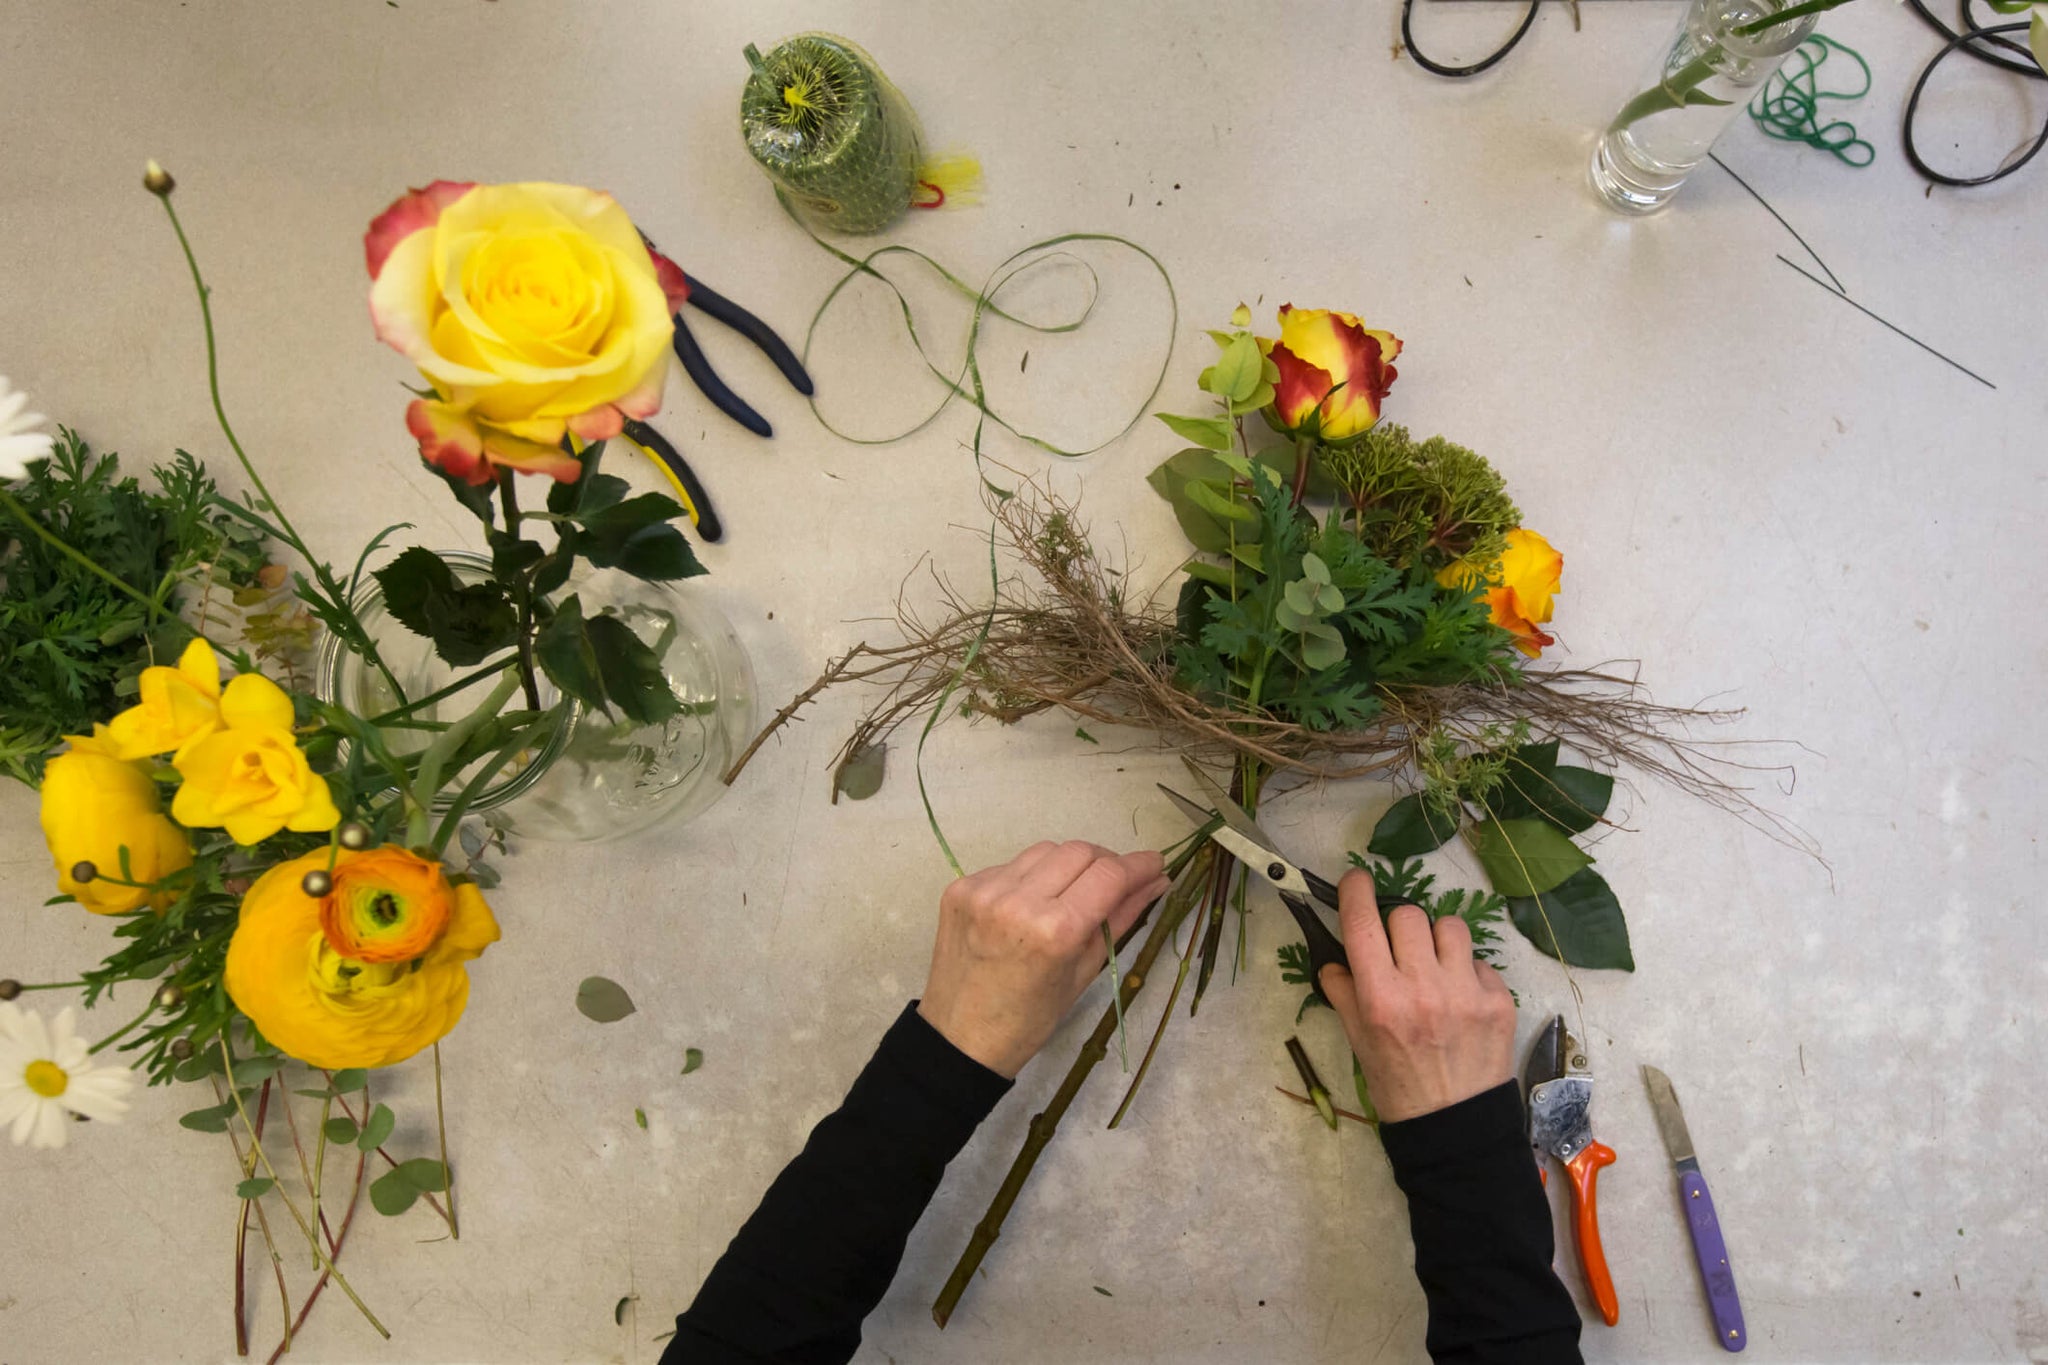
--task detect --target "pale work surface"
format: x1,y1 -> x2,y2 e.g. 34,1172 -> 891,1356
1,2 -> 2044,1362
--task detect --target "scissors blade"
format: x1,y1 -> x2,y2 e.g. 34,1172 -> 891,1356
1178,756 -> 1278,853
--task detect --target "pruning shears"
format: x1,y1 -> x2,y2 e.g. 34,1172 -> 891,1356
1524,1013 -> 1620,1326
1159,761 -> 1417,1007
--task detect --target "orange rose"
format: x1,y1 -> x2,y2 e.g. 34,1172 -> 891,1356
1261,305 -> 1402,441
1439,528 -> 1563,658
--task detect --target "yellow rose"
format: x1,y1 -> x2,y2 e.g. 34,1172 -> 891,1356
1261,305 -> 1403,442
365,180 -> 686,486
1438,528 -> 1564,658
103,637 -> 222,761
170,671 -> 338,845
225,847 -> 500,1069
39,733 -> 192,914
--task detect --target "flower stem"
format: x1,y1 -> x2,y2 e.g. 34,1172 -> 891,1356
406,670 -> 522,848
219,1041 -> 389,1340
495,472 -> 544,714
433,1041 -> 459,1241
85,993 -> 159,1055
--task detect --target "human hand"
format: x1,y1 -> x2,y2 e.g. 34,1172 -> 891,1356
1317,869 -> 1516,1123
917,841 -> 1169,1079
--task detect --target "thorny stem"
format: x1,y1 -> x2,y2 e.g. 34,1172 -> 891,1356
218,1042 -> 389,1339
496,471 -> 543,713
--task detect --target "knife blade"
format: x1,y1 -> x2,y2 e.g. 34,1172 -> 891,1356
1641,1065 -> 1746,1353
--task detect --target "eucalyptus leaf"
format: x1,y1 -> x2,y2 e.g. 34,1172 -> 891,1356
1469,819 -> 1593,898
1153,412 -> 1236,452
322,1115 -> 360,1145
357,1103 -> 396,1152
681,1047 -> 704,1076
1368,793 -> 1460,859
576,976 -> 637,1023
616,1295 -> 638,1325
835,742 -> 887,801
369,1167 -> 421,1216
394,1158 -> 448,1192
1301,630 -> 1346,671
328,1068 -> 369,1094
178,1100 -> 237,1134
235,1178 -> 275,1200
231,1054 -> 284,1084
1507,868 -> 1634,971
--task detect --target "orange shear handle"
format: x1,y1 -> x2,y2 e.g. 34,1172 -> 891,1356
1566,1141 -> 1619,1326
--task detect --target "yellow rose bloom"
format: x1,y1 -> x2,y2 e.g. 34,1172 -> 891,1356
365,180 -> 684,485
103,637 -> 222,761
1438,528 -> 1564,658
225,847 -> 500,1069
39,733 -> 192,914
1261,305 -> 1403,442
170,671 -> 338,845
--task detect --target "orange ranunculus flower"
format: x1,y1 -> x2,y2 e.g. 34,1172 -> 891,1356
224,847 -> 500,1069
38,730 -> 192,914
365,180 -> 689,486
170,671 -> 338,846
1260,305 -> 1403,442
1439,528 -> 1564,658
103,637 -> 222,761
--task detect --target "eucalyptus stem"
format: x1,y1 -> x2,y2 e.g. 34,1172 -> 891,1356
406,671 -> 522,849
218,1042 -> 389,1339
433,1042 -> 459,1241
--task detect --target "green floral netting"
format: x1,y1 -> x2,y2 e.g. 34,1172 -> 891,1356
740,33 -> 926,236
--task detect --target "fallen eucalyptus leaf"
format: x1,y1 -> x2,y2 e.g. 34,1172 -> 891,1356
616,1294 -> 638,1326
835,742 -> 887,802
576,976 -> 637,1023
681,1048 -> 704,1076
634,1108 -> 648,1130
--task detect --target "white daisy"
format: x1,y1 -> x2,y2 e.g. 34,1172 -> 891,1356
0,1002 -> 135,1149
0,375 -> 56,480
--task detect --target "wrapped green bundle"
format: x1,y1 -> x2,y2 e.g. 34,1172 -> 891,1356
741,33 -> 926,235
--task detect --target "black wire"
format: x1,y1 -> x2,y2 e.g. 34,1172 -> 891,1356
1903,19 -> 2048,185
1904,0 -> 2045,77
1401,0 -> 1543,78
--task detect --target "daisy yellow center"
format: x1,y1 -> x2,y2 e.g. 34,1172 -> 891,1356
25,1059 -> 68,1098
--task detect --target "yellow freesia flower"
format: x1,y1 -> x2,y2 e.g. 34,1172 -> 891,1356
170,671 -> 338,845
1439,528 -> 1564,658
103,637 -> 222,761
39,730 -> 192,914
224,847 -> 500,1069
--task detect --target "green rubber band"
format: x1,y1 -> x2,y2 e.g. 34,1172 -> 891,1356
1749,34 -> 1876,167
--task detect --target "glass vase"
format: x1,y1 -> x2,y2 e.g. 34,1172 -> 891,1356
319,553 -> 756,843
1589,0 -> 1818,213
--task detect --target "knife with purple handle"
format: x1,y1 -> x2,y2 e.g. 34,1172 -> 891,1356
1644,1066 -> 1747,1352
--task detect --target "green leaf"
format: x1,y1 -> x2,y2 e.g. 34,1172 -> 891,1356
616,1294 -> 638,1325
1204,333 -> 1264,403
1301,629 -> 1346,671
835,742 -> 887,801
586,613 -> 682,725
1370,794 -> 1461,859
1073,726 -> 1097,744
576,976 -> 637,1023
570,472 -> 631,517
372,546 -> 518,667
578,492 -> 703,581
427,462 -> 497,526
328,1068 -> 368,1094
357,1103 -> 396,1152
1093,1286 -> 1114,1297
394,1158 -> 448,1192
634,1107 -> 648,1130
1507,868 -> 1634,971
1153,412 -> 1236,452
1469,819 -> 1593,898
1494,764 -> 1613,835
1182,479 -> 1257,525
681,1047 -> 704,1076
534,594 -> 605,711
231,1053 -> 284,1084
179,1100 -> 237,1133
1230,378 -> 1276,417
322,1115 -> 361,1145
235,1178 -> 275,1200
369,1167 -> 421,1216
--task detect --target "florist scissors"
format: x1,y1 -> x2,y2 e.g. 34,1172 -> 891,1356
640,233 -> 815,439
1524,1013 -> 1620,1326
1157,762 -> 1417,1007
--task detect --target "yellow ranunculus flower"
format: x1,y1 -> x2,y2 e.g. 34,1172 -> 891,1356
103,637 -> 222,761
39,731 -> 192,914
1261,305 -> 1403,442
224,847 -> 500,1069
365,180 -> 686,485
1438,528 -> 1564,658
170,671 -> 338,845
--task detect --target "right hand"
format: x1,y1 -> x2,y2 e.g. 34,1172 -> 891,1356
917,841 -> 1168,1080
1317,869 -> 1517,1123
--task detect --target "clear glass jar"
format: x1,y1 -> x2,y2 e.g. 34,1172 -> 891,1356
318,553 -> 755,843
1589,0 -> 1818,213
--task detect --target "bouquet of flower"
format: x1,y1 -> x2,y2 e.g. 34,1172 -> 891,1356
1,165 -> 709,1355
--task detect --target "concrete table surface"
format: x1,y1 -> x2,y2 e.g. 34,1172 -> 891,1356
2,2 -> 2043,1362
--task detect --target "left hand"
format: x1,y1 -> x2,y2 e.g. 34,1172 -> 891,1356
917,841 -> 1167,1078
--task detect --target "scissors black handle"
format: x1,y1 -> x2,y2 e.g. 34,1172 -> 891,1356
1286,880 -> 1422,1007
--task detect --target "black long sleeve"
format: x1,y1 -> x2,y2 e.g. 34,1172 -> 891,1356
665,1002 -> 1011,1364
1379,1080 -> 1585,1364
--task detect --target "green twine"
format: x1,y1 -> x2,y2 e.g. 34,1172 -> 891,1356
1748,35 -> 1875,167
742,34 -> 925,235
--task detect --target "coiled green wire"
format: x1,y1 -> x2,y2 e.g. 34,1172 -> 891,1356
1748,35 -> 1876,166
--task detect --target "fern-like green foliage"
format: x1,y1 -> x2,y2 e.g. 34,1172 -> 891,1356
0,431 -> 265,782
1318,423 -> 1519,569
1277,854 -> 1509,1022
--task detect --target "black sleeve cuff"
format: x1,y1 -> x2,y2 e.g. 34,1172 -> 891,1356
1378,1080 -> 1529,1181
850,1002 -> 1013,1152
